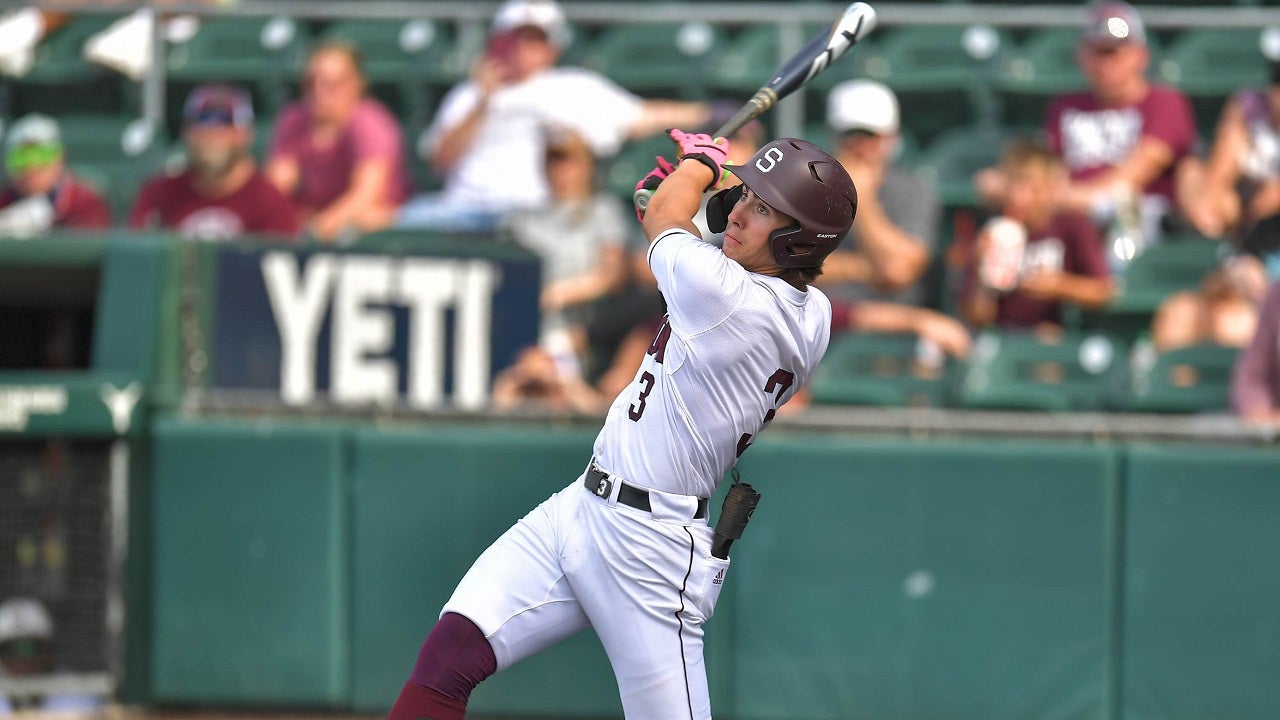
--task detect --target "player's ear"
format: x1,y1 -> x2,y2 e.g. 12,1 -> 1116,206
706,185 -> 743,234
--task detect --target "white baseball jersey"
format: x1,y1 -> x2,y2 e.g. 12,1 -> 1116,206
592,227 -> 833,498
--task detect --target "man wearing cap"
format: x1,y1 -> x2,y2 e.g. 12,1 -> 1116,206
987,0 -> 1196,249
0,114 -> 111,239
130,84 -> 300,242
399,0 -> 711,232
819,79 -> 939,307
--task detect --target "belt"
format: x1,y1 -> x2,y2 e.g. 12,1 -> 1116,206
584,461 -> 708,520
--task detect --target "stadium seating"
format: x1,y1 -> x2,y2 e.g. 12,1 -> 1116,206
57,114 -> 168,219
956,329 -> 1128,412
1120,340 -> 1240,413
166,16 -> 312,116
917,123 -> 1026,207
1108,234 -> 1222,315
602,133 -> 672,203
581,21 -> 722,99
810,331 -> 956,407
9,15 -> 134,117
320,19 -> 461,123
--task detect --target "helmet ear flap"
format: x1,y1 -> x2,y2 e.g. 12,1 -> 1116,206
705,185 -> 743,234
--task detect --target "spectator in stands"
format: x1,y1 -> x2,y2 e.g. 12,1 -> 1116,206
1231,279 -> 1280,425
266,41 -> 408,243
977,0 -> 1197,258
398,0 -> 711,232
130,84 -> 300,241
820,79 -> 939,306
1178,59 -> 1280,271
0,114 -> 111,238
0,597 -> 102,715
960,139 -> 1114,330
1151,254 -> 1267,353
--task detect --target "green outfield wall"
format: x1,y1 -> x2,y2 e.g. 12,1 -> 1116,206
144,418 -> 1280,720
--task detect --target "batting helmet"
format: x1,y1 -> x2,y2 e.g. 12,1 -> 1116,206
708,138 -> 858,269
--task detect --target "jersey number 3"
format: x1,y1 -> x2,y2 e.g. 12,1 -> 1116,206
736,369 -> 795,457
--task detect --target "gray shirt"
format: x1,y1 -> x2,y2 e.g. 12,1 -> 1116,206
824,165 -> 940,307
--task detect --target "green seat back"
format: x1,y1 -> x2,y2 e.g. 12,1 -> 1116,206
1122,341 -> 1240,413
810,331 -> 956,408
1157,28 -> 1272,96
957,329 -> 1128,411
602,134 -> 673,203
24,15 -> 118,83
583,22 -> 721,97
861,25 -> 1009,91
918,124 -> 1025,206
1111,235 -> 1222,314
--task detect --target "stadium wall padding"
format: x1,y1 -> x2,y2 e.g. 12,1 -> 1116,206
145,418 -> 1280,719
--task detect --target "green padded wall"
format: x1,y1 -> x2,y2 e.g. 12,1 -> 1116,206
348,424 -> 741,716
728,435 -> 1119,720
1122,445 -> 1280,720
149,418 -> 349,706
348,425 -> 605,712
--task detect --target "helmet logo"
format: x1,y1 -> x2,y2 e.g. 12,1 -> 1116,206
755,147 -> 785,173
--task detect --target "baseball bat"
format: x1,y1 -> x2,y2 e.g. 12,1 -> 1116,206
633,1 -> 878,213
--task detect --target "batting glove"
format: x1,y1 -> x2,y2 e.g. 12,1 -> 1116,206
669,129 -> 731,192
633,155 -> 676,221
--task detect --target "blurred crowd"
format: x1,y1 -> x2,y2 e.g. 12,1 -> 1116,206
2,0 -> 1280,424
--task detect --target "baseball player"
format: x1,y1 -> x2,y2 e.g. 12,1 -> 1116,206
387,130 -> 857,720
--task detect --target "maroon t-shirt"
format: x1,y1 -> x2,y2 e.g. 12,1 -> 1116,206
0,174 -> 111,229
983,212 -> 1111,328
1045,84 -> 1197,203
268,99 -> 409,214
128,169 -> 301,241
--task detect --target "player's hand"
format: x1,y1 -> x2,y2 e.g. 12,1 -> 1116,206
633,155 -> 676,221
668,129 -> 730,192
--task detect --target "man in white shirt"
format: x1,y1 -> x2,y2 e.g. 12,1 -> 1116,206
396,0 -> 710,231
385,129 -> 857,720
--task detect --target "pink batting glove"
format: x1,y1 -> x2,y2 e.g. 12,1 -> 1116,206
668,129 -> 731,192
633,155 -> 677,221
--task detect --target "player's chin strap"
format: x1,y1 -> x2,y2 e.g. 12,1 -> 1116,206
705,185 -> 743,235
711,468 -> 761,560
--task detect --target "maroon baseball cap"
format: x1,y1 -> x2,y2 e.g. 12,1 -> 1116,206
1082,0 -> 1147,47
183,84 -> 254,129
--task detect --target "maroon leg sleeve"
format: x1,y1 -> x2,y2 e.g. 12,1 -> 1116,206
387,682 -> 465,720
387,612 -> 497,720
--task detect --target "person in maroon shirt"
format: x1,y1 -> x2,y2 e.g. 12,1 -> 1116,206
0,113 -> 110,237
129,84 -> 300,241
961,139 -> 1115,330
977,1 -> 1197,248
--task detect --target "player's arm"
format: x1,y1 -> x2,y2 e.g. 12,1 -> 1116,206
641,130 -> 729,244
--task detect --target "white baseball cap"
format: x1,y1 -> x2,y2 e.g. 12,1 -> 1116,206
491,0 -> 570,50
827,80 -> 900,136
0,598 -> 54,645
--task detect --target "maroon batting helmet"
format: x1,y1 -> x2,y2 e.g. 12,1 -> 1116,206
708,138 -> 858,269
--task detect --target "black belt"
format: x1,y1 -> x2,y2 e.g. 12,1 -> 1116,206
584,462 -> 708,520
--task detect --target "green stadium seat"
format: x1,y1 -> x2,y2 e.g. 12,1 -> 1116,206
1108,234 -> 1223,315
1156,28 -> 1272,97
321,19 -> 461,123
861,24 -> 1010,91
24,15 -> 117,84
582,21 -> 722,98
810,331 -> 956,408
1119,340 -> 1240,413
56,114 -> 167,220
166,16 -> 312,114
708,25 -> 779,94
602,134 -> 672,203
917,123 -> 1024,207
956,329 -> 1128,412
